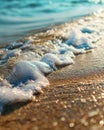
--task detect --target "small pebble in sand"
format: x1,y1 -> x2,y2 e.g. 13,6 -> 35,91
99,120 -> 104,126
88,110 -> 99,117
69,122 -> 75,128
31,118 -> 37,121
91,95 -> 97,102
90,118 -> 96,124
55,99 -> 59,104
80,98 -> 86,103
53,121 -> 58,126
60,117 -> 65,122
101,92 -> 104,98
63,105 -> 67,108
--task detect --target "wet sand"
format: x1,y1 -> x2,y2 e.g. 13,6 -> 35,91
0,12 -> 104,130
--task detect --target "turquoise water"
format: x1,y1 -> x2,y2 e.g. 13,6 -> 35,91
0,0 -> 104,43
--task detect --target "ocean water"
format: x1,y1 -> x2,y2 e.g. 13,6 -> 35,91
0,0 -> 104,43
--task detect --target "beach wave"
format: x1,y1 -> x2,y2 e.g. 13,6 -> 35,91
1,11 -> 104,114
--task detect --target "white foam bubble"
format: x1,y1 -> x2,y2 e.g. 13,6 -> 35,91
66,29 -> 95,50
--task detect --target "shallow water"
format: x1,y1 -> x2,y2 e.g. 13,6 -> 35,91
0,0 -> 104,44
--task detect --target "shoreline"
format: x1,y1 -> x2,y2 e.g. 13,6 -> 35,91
0,10 -> 104,130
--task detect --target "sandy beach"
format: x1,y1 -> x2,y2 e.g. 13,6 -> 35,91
0,11 -> 104,130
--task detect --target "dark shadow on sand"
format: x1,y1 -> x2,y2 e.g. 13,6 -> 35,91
2,101 -> 31,115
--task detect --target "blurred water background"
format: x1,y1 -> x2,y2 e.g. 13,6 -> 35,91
0,0 -> 104,44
